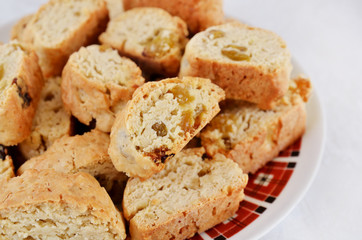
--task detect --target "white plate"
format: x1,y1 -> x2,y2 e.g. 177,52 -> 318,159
0,17 -> 325,240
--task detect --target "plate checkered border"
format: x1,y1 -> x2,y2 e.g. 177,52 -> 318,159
190,137 -> 302,240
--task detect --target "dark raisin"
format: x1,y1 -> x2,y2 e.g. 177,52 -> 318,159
145,146 -> 170,165
201,153 -> 210,160
12,78 -> 32,108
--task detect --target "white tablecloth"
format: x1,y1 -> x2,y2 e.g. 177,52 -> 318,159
1,0 -> 361,239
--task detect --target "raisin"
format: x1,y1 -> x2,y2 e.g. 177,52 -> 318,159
221,44 -> 250,61
207,30 -> 225,40
152,121 -> 167,137
0,64 -> 4,80
145,146 -> 170,165
181,110 -> 194,133
142,29 -> 177,58
12,78 -> 32,108
194,104 -> 206,129
169,85 -> 195,106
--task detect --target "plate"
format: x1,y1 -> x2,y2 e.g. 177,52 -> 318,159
0,16 -> 325,240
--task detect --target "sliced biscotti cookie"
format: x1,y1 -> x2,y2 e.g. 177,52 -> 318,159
12,0 -> 109,78
10,14 -> 34,41
109,77 -> 225,179
0,41 -> 44,146
123,0 -> 224,34
123,148 -> 248,240
0,146 -> 15,184
99,7 -> 188,76
180,22 -> 292,109
18,130 -> 128,199
0,169 -> 126,239
62,45 -> 145,132
201,76 -> 312,174
19,77 -> 72,159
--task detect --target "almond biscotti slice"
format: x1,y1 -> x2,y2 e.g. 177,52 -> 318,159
0,169 -> 126,240
123,148 -> 248,240
0,146 -> 15,184
12,0 -> 109,78
109,77 -> 225,179
122,0 -> 224,34
0,41 -> 44,146
19,76 -> 72,159
99,7 -> 188,76
62,45 -> 145,132
180,22 -> 292,109
18,130 -> 128,200
201,76 -> 312,174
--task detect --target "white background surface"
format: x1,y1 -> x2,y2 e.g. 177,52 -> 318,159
0,0 -> 361,239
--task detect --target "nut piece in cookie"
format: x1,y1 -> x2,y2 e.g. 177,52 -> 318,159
0,41 -> 43,146
62,45 -> 145,132
123,148 -> 248,240
180,22 -> 292,109
99,7 -> 188,76
109,76 -> 225,179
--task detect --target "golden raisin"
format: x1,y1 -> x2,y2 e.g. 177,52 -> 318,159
207,30 -> 225,40
0,64 -> 4,80
143,29 -> 177,58
181,110 -> 194,133
169,85 -> 195,106
221,44 -> 250,61
99,45 -> 111,52
194,104 -> 206,128
152,121 -> 168,137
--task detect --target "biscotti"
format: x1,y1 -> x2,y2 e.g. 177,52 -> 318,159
19,76 -> 72,159
62,44 -> 145,132
10,14 -> 33,41
0,41 -> 44,146
123,148 -> 248,240
179,22 -> 292,109
0,169 -> 126,239
109,77 -> 225,179
11,0 -> 109,78
0,146 -> 15,184
99,7 -> 188,76
122,0 -> 224,34
18,130 -> 128,197
201,76 -> 312,174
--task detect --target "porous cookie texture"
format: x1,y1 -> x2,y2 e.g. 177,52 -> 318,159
62,44 -> 145,132
201,76 -> 312,173
109,77 -> 225,179
11,0 -> 109,78
18,130 -> 128,198
122,0 -> 224,34
0,41 -> 44,146
0,146 -> 15,184
99,7 -> 188,76
19,77 -> 72,159
0,169 -> 126,240
123,148 -> 248,240
180,22 -> 292,109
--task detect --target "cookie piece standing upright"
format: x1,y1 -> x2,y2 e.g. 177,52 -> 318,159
109,77 -> 225,179
99,7 -> 188,76
18,129 -> 128,200
123,148 -> 248,240
180,22 -> 292,109
201,76 -> 312,173
0,169 -> 126,239
12,0 -> 109,78
0,41 -> 44,146
19,76 -> 72,159
122,0 -> 224,34
62,45 -> 145,132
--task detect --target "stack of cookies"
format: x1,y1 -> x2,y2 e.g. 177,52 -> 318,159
0,0 -> 312,239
